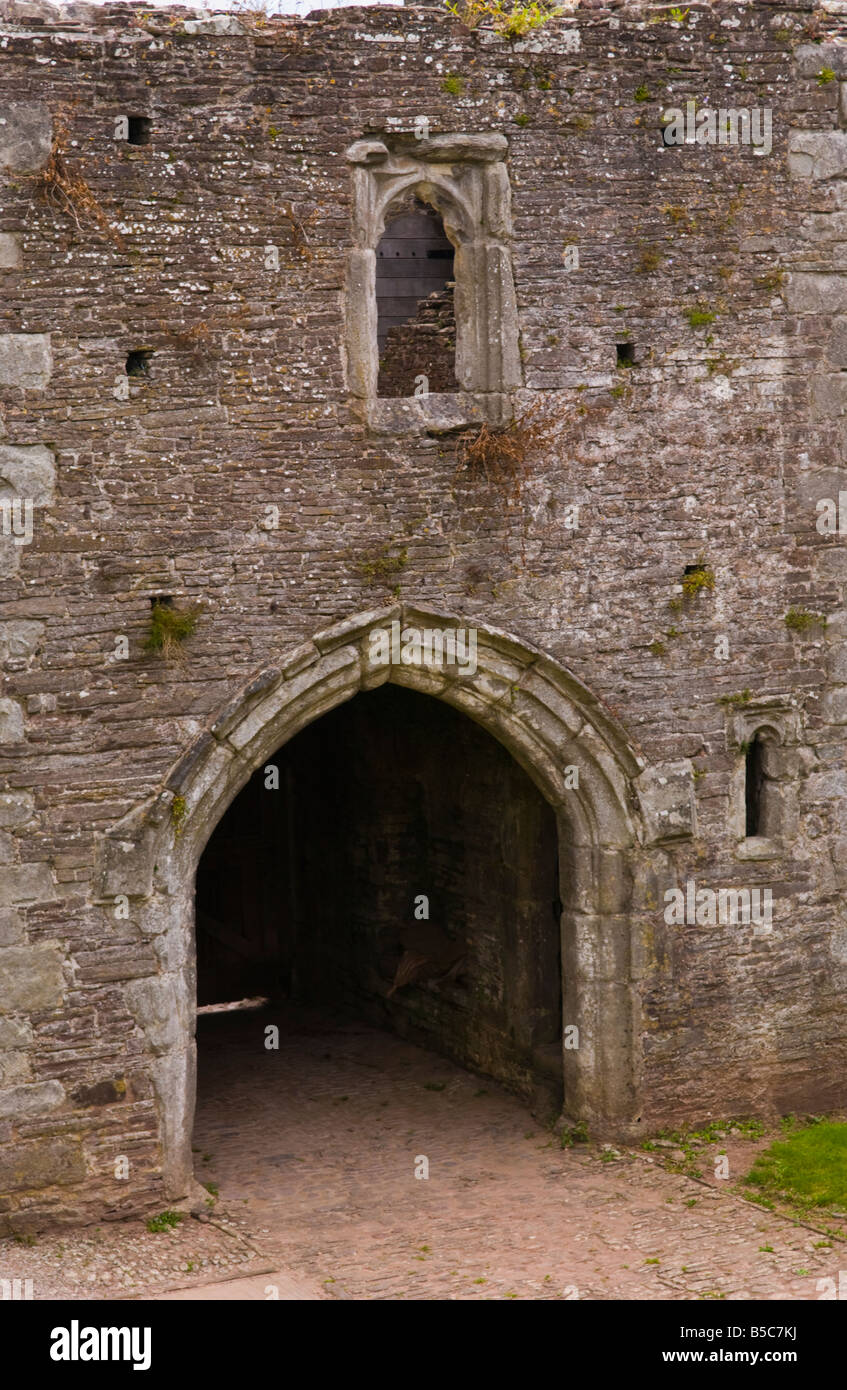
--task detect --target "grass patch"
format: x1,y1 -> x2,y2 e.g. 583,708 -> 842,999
144,601 -> 200,658
146,1210 -> 185,1234
685,306 -> 716,329
784,607 -> 826,633
744,1122 -> 847,1210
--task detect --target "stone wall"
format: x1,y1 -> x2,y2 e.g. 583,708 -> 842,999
0,0 -> 846,1229
380,285 -> 458,396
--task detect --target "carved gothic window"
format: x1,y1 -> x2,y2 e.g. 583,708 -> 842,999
344,132 -> 522,431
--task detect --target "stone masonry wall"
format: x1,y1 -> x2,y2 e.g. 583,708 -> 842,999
380,285 -> 458,396
0,0 -> 846,1228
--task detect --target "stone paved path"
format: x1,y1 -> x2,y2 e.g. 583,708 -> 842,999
189,1007 -> 844,1301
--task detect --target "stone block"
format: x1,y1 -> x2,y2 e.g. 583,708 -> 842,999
788,131 -> 847,181
0,863 -> 54,908
99,830 -> 156,899
125,976 -> 187,1056
0,335 -> 52,391
0,910 -> 24,946
636,761 -> 696,844
0,234 -> 21,270
0,1018 -> 31,1049
0,103 -> 52,172
0,792 -> 34,828
0,1052 -> 30,1087
0,621 -> 44,663
0,1139 -> 85,1193
0,943 -> 64,1013
812,373 -> 847,419
784,273 -> 847,315
0,444 -> 56,505
0,698 -> 24,743
0,1079 -> 64,1120
794,44 -> 847,80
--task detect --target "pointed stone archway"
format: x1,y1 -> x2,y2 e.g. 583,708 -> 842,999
98,606 -> 651,1201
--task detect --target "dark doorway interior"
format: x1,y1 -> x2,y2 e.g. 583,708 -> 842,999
195,685 -> 562,1110
375,197 -> 458,397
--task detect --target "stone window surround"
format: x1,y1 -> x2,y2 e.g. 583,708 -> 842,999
344,133 -> 522,435
725,699 -> 800,860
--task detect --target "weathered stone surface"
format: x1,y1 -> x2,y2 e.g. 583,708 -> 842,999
0,621 -> 44,664
0,697 -> 24,743
0,334 -> 51,391
794,44 -> 847,80
125,976 -> 187,1056
0,793 -> 34,828
0,1052 -> 30,1087
0,444 -> 56,504
99,831 -> 156,899
788,131 -> 847,181
0,1079 -> 64,1119
0,103 -> 51,171
0,1139 -> 85,1193
0,863 -> 54,908
0,943 -> 64,1013
0,1018 -> 31,1049
636,762 -> 696,845
0,910 -> 24,946
784,273 -> 847,315
0,234 -> 21,270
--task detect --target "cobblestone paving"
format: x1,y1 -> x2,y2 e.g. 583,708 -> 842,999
191,1007 -> 845,1301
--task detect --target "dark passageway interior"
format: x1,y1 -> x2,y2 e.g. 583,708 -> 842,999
195,685 -> 563,1109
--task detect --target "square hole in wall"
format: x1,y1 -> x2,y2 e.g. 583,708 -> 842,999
126,350 -> 152,377
616,342 -> 635,367
127,116 -> 152,146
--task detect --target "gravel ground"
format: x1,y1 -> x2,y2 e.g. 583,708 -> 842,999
0,1209 -> 269,1301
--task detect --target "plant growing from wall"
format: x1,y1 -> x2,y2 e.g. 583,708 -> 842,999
357,544 -> 409,585
36,112 -> 123,247
144,601 -> 200,658
784,607 -> 827,632
717,689 -> 752,708
444,0 -> 563,42
459,400 -> 557,506
681,565 -> 715,598
685,306 -> 717,329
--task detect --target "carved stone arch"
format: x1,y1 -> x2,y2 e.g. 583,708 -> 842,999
372,172 -> 475,248
97,607 -> 650,1198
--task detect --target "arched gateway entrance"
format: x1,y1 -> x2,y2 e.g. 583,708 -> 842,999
98,607 -> 646,1200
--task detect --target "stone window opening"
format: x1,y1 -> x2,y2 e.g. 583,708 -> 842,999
616,342 -> 635,368
376,196 -> 457,398
126,349 -> 152,377
744,731 -> 768,837
725,706 -> 798,860
345,133 -> 522,432
127,116 -> 152,146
